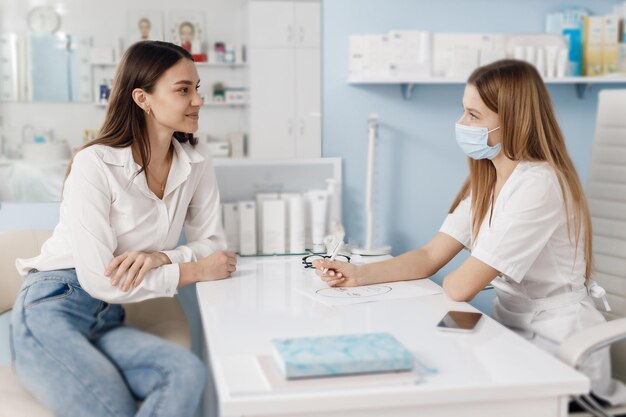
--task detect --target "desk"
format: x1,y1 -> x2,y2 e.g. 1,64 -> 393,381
196,256 -> 589,417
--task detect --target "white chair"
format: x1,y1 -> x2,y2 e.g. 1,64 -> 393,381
557,89 -> 626,417
0,230 -> 192,417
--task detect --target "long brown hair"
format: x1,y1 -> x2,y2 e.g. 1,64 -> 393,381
449,59 -> 593,278
65,41 -> 198,180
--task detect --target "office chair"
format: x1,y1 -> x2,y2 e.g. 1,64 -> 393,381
557,89 -> 626,417
0,230 -> 191,417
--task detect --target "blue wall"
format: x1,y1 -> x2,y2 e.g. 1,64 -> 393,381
321,0 -> 625,312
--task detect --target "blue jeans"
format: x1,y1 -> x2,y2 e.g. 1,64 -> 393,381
10,269 -> 207,417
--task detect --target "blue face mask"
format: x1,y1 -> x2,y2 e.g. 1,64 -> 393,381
455,123 -> 501,160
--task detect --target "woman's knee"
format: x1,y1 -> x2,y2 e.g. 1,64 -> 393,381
176,351 -> 208,389
155,346 -> 207,389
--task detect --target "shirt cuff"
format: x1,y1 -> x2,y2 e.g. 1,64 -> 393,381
471,246 -> 524,283
161,249 -> 187,265
142,263 -> 180,296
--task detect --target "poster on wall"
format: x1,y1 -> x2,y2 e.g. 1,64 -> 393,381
126,10 -> 164,47
168,11 -> 205,55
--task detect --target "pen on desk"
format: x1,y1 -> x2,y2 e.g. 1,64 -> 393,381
322,240 -> 343,274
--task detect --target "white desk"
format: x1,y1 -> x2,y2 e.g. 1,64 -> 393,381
196,256 -> 589,417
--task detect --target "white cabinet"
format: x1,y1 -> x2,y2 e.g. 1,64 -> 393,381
248,0 -> 321,159
294,47 -> 321,157
249,48 -> 296,157
294,2 -> 320,48
248,1 -> 320,48
0,34 -> 20,101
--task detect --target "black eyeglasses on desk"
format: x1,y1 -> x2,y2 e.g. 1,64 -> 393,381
301,254 -> 351,269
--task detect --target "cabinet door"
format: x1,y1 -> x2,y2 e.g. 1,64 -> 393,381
295,47 -> 321,158
294,1 -> 320,48
249,48 -> 296,158
248,1 -> 295,48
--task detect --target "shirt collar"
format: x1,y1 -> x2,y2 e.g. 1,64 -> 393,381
100,139 -> 205,199
99,138 -> 205,168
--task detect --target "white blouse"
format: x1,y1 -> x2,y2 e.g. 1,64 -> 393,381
440,160 -> 588,296
439,161 -> 626,404
16,139 -> 226,304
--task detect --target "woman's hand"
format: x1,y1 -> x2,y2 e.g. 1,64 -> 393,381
313,259 -> 363,287
106,251 -> 171,291
195,251 -> 237,281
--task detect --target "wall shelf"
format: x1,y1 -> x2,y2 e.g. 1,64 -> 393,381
94,101 -> 247,108
203,101 -> 247,107
91,62 -> 247,68
347,75 -> 626,100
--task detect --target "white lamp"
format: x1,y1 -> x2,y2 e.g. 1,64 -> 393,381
351,113 -> 391,256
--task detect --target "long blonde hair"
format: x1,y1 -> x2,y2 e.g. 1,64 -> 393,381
449,59 -> 593,278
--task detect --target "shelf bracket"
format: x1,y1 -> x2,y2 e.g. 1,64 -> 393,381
401,83 -> 415,100
575,83 -> 592,99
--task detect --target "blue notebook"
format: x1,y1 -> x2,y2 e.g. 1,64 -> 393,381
271,332 -> 414,379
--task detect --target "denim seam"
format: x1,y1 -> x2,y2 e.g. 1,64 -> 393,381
124,365 -> 169,417
22,275 -> 74,289
23,283 -> 74,309
21,313 -> 126,417
9,324 -> 16,369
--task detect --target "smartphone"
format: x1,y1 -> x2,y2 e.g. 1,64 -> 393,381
436,311 -> 483,332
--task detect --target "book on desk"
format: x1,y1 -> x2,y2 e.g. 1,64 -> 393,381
271,332 -> 415,380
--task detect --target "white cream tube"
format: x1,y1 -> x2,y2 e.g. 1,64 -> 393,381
308,190 -> 328,253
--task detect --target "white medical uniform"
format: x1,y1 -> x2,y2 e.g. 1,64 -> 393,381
440,160 -> 626,404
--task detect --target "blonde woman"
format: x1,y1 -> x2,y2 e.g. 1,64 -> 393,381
315,60 -> 626,406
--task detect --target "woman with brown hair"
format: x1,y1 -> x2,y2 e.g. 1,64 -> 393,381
11,41 -> 236,416
314,59 -> 626,405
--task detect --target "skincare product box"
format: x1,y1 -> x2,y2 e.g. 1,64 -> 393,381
228,132 -> 246,158
583,16 -> 605,76
238,201 -> 257,256
603,15 -> 620,74
222,203 -> 239,252
207,141 -> 230,158
262,200 -> 287,255
224,87 -> 247,104
271,333 -> 414,379
256,193 -> 279,253
288,194 -> 306,254
388,30 -> 431,78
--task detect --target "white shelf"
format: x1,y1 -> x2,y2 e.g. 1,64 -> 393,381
195,62 -> 247,68
94,102 -> 247,108
91,62 -> 247,68
348,74 -> 626,84
347,75 -> 626,99
203,101 -> 247,107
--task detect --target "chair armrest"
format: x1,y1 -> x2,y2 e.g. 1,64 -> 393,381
557,317 -> 626,369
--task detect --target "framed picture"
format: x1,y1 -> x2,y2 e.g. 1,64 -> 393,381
127,10 -> 163,47
168,11 -> 205,55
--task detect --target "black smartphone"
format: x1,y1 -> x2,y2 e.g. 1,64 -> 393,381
436,311 -> 483,332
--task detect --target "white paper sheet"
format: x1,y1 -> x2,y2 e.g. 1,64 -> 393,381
297,281 -> 441,306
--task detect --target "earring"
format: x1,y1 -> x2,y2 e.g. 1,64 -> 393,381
146,107 -> 151,115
